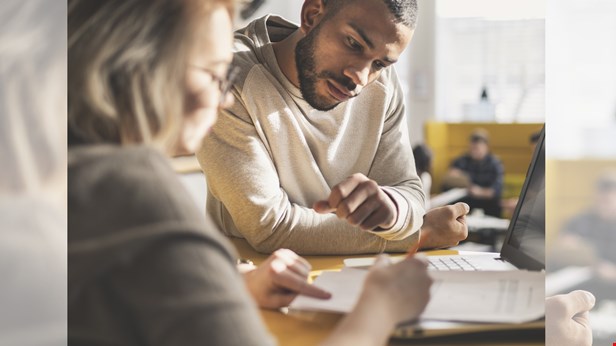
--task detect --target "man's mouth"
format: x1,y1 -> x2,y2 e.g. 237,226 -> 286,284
326,80 -> 353,102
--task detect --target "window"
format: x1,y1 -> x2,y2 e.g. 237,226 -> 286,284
547,0 -> 616,159
435,0 -> 545,123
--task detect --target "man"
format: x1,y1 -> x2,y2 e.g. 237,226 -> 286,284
198,0 -> 468,254
550,170 -> 616,301
443,128 -> 504,217
502,129 -> 542,215
529,130 -> 541,153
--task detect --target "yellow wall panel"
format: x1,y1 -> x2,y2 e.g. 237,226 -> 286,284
546,159 -> 616,244
425,122 -> 543,196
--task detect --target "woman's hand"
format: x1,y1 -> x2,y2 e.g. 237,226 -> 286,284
321,254 -> 432,346
242,248 -> 331,309
546,290 -> 595,346
361,254 -> 432,323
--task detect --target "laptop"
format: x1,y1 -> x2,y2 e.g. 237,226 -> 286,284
342,129 -> 546,338
345,126 -> 546,272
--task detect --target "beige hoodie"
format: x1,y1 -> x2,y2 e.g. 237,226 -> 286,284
198,15 -> 425,255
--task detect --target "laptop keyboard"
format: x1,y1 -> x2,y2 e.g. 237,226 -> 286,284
428,257 -> 480,271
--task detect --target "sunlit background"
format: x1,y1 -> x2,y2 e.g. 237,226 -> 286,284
178,0 -> 616,343
202,0 -> 616,343
546,0 -> 616,343
1,0 -> 614,344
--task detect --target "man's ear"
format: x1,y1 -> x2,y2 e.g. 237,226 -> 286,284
300,0 -> 325,34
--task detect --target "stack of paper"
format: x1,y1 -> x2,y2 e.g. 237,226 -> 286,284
290,268 -> 545,324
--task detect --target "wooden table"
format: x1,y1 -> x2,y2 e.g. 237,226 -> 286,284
229,238 -> 544,346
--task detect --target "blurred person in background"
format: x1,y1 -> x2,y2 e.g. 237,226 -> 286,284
0,0 -> 67,345
442,128 -> 504,217
412,144 -> 433,201
68,0 -> 433,344
529,130 -> 541,153
549,170 -> 616,301
501,129 -> 543,218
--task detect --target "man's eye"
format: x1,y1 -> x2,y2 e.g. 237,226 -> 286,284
373,61 -> 386,71
347,37 -> 362,52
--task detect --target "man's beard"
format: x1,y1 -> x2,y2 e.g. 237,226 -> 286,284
295,25 -> 356,111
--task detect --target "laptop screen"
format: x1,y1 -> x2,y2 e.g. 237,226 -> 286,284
500,127 -> 545,271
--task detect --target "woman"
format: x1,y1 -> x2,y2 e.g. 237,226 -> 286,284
68,0 -> 431,345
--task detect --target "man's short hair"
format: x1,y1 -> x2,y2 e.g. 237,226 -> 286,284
470,128 -> 490,144
529,131 -> 541,144
323,0 -> 418,29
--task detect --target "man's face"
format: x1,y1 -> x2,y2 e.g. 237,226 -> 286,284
595,184 -> 616,221
469,140 -> 489,160
295,0 -> 413,111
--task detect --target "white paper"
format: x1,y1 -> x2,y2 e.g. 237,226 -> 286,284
290,268 -> 545,324
428,188 -> 468,209
343,256 -> 405,268
290,268 -> 368,313
424,270 -> 545,323
465,215 -> 510,230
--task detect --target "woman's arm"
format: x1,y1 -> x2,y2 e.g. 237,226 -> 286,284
321,255 -> 432,346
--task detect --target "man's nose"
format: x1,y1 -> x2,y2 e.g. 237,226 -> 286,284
343,62 -> 370,91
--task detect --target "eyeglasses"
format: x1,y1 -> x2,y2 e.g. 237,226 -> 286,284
191,64 -> 240,104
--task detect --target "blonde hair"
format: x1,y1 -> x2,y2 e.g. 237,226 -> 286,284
68,0 -> 235,148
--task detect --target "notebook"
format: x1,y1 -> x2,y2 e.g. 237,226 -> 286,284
290,266 -> 545,324
345,126 -> 546,272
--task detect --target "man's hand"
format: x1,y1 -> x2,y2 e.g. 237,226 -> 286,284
313,173 -> 398,231
468,184 -> 495,199
242,249 -> 331,309
546,290 -> 595,346
596,260 -> 616,281
419,202 -> 469,249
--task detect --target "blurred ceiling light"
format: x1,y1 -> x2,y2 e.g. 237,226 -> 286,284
437,0 -> 545,20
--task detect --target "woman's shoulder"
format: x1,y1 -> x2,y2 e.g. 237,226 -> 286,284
69,145 -> 209,242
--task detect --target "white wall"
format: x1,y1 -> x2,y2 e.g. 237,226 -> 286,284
236,0 -> 301,28
402,0 -> 437,145
546,0 -> 616,159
